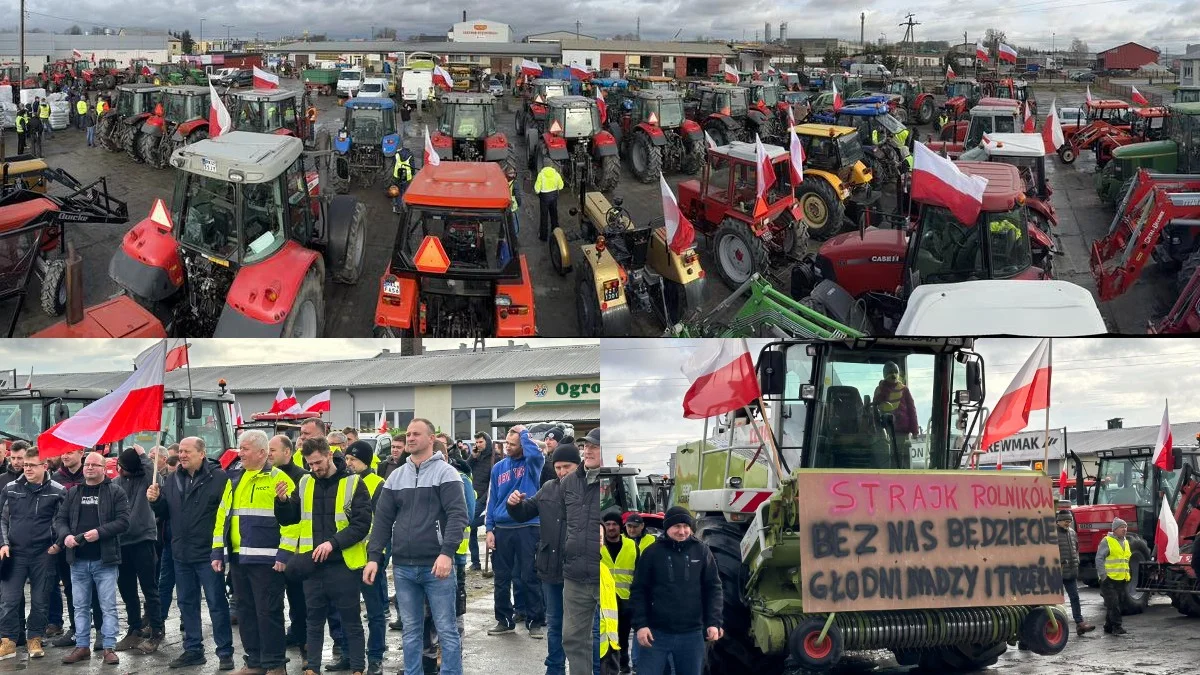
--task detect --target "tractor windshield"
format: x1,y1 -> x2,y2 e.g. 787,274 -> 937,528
346,107 -> 396,144
164,94 -> 204,123
550,105 -> 599,138
236,99 -> 295,133
720,90 -> 749,116
645,99 -> 684,128
123,399 -> 233,455
753,86 -> 779,106
966,113 -> 1017,148
599,473 -> 640,514
886,81 -> 910,97
175,174 -> 288,264
440,103 -> 495,139
0,398 -> 93,443
539,83 -> 567,99
914,206 -> 1031,282
403,207 -> 516,275
1131,113 -> 1166,139
877,113 -> 905,135
835,133 -> 865,167
1094,458 -> 1155,507
117,91 -> 137,117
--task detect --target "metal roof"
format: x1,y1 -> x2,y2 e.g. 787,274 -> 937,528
559,39 -> 733,56
171,131 -> 302,184
274,41 -> 560,57
718,140 -> 787,162
496,401 -> 600,424
980,133 -> 1047,158
1068,422 -> 1200,458
438,92 -> 496,104
27,345 -> 599,395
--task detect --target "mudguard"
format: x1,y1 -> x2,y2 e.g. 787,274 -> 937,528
108,217 -> 185,302
1027,198 -> 1058,228
382,132 -> 400,157
373,272 -> 419,331
140,118 -> 165,136
747,109 -> 768,126
324,195 -> 359,269
681,118 -> 703,139
542,134 -> 569,161
122,112 -> 151,127
484,133 -> 509,162
707,113 -> 740,131
494,255 -> 537,337
430,131 -> 454,160
177,118 -> 207,138
592,130 -> 619,157
1029,221 -> 1055,251
334,129 -> 351,154
635,123 -> 667,147
215,241 -> 322,334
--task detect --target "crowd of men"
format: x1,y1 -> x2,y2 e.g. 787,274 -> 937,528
12,87 -> 109,156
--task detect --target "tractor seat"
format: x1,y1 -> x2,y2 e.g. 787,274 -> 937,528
824,386 -> 863,435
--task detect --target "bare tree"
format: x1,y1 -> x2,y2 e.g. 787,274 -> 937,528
66,25 -> 83,35
373,27 -> 396,39
1069,38 -> 1089,56
984,28 -> 1007,46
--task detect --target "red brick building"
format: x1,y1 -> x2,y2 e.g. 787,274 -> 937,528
1097,42 -> 1159,71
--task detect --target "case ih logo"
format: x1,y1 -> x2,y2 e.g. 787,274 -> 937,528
533,384 -> 547,398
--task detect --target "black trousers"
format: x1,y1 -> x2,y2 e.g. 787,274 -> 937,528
0,552 -> 54,639
16,131 -> 25,155
230,563 -> 287,669
1099,577 -> 1128,629
285,576 -> 307,643
616,598 -> 632,670
117,540 -> 162,632
539,193 -> 559,239
303,563 -> 365,672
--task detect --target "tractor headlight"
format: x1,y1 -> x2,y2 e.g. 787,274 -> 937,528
495,295 -> 513,307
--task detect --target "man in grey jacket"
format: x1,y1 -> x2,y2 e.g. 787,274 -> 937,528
1095,517 -> 1132,635
364,418 -> 468,675
1056,510 -> 1095,636
112,447 -> 164,653
561,428 -> 602,675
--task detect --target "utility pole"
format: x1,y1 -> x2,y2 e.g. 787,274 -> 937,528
898,13 -> 919,73
636,17 -> 640,41
19,0 -> 24,94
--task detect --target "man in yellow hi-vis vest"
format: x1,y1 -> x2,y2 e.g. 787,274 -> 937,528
212,429 -> 296,675
602,512 -> 637,673
344,441 -> 386,674
534,161 -> 564,242
275,436 -> 373,675
267,434 -> 309,649
599,529 -> 621,675
1095,517 -> 1131,635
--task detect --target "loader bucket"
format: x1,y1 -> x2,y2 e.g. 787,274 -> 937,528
672,274 -> 863,338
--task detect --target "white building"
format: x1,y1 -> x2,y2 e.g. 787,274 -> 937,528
0,33 -> 170,74
448,20 -> 512,43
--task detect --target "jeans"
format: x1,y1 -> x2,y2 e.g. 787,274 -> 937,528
174,559 -> 234,657
303,564 -> 365,672
86,125 -> 95,146
636,630 -> 706,675
394,564 -> 461,675
0,552 -> 55,639
117,540 -> 162,632
1063,577 -> 1084,624
492,527 -> 544,627
468,497 -> 487,566
231,563 -> 287,669
70,559 -> 119,650
543,582 -> 565,675
362,581 -> 386,662
563,578 -> 600,675
158,540 -> 175,624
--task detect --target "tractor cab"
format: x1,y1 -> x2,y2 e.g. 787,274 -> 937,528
430,92 -> 508,163
123,386 -> 241,469
332,98 -> 400,192
1176,87 -> 1200,104
687,84 -> 759,147
530,96 -> 620,192
931,99 -> 1021,157
231,89 -> 303,135
138,85 -> 211,168
0,386 -> 113,445
819,104 -> 913,185
517,78 -> 569,135
942,78 -> 982,116
747,82 -> 781,108
787,123 -> 875,238
962,132 -> 1052,200
375,161 -> 535,337
1129,106 -> 1169,141
99,83 -> 162,154
1086,99 -> 1132,125
114,83 -> 161,120
1095,102 -> 1200,205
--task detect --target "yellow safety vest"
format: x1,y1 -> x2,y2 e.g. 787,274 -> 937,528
938,114 -> 948,128
508,180 -> 519,212
394,153 -> 413,181
990,219 -> 1022,240
360,471 -> 383,497
877,382 -> 906,414
213,467 -> 298,565
634,534 -> 655,556
38,104 -> 50,120
1103,535 -> 1131,581
534,165 -> 564,194
76,100 -> 87,115
294,473 -> 368,570
15,115 -> 25,133
456,476 -> 476,556
601,536 -> 637,600
600,563 -> 621,657
97,101 -> 107,115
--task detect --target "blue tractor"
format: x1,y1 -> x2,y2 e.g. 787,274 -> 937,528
331,97 -> 401,192
812,101 -> 913,187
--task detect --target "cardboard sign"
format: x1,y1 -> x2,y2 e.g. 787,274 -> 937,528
796,470 -> 1063,613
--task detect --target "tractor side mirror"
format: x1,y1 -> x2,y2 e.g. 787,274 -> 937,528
187,398 -> 203,419
758,350 -> 786,396
966,360 -> 984,403
54,402 -> 70,423
1175,449 -> 1185,471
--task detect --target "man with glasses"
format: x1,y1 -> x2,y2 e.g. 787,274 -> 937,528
56,452 -> 130,666
561,428 -> 603,675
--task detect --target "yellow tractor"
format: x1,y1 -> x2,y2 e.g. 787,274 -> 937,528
556,190 -> 706,335
791,123 -> 876,239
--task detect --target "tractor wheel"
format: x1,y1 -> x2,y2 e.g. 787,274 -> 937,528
281,268 -> 325,338
332,201 -> 367,284
574,267 -> 603,337
705,124 -> 728,148
40,258 -> 67,317
548,227 -> 571,277
516,109 -> 525,136
127,131 -> 145,163
663,278 -> 705,325
1122,537 -> 1151,614
696,516 -> 785,675
713,218 -> 768,290
1176,248 -> 1200,291
893,107 -> 908,124
788,617 -> 845,671
103,75 -> 115,89
630,132 -> 661,183
681,143 -> 704,175
1019,607 -> 1070,656
917,98 -> 934,125
795,179 -> 845,241
1058,145 -> 1077,164
597,155 -> 620,192
139,133 -> 162,169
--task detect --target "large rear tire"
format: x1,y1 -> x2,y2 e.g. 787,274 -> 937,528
126,130 -> 145,163
631,132 -> 661,183
139,133 -> 162,169
1176,248 -> 1200,291
575,268 -> 603,337
597,154 -> 620,192
333,201 -> 366,284
281,268 -> 325,338
40,258 -> 67,317
1122,538 -> 1151,614
795,179 -> 845,241
713,218 -> 767,290
917,98 -> 934,125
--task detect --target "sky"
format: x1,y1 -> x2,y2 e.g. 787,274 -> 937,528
0,338 -> 596,375
601,338 -> 1200,474
5,1 -> 1199,54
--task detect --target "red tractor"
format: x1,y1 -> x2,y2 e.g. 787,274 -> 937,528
94,58 -> 122,89
608,89 -> 706,182
228,88 -> 330,151
372,162 -> 537,337
745,81 -> 792,143
516,77 -> 569,136
38,131 -> 367,338
528,95 -> 620,193
138,85 -> 212,169
428,92 -> 510,163
1090,107 -> 1169,167
927,98 -> 1022,158
885,77 -> 937,125
684,84 -> 769,147
1059,99 -> 1132,149
941,78 -> 982,119
72,60 -> 94,89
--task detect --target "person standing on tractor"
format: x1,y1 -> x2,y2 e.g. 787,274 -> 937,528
601,513 -> 637,674
1096,517 -> 1132,635
506,165 -> 521,236
631,506 -> 723,675
534,161 -> 564,242
485,425 -> 546,638
305,103 -> 318,144
872,361 -> 919,435
1057,510 -> 1096,637
391,146 -> 415,214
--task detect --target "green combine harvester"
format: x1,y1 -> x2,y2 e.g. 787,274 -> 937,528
1095,102 -> 1200,207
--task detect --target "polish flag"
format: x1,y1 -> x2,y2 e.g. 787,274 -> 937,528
1059,467 -> 1070,498
269,387 -> 294,413
569,63 -> 592,80
976,40 -> 989,62
788,125 -> 805,185
595,87 -> 607,125
433,65 -> 454,90
1156,498 -> 1182,564
423,125 -> 441,166
208,81 -> 232,138
378,404 -> 389,434
832,80 -> 843,112
1153,401 -> 1174,471
659,173 -> 695,254
72,49 -> 83,59
1023,103 -> 1035,133
980,338 -> 1052,453
946,64 -> 956,80
1086,86 -> 1094,105
682,339 -> 762,419
786,103 -> 796,128
252,66 -> 279,90
1042,98 -> 1066,153
753,134 -> 777,218
24,367 -> 32,390
520,59 -> 543,77
911,141 -> 989,225
284,388 -> 303,414
301,390 -> 332,415
998,43 -> 1018,64
234,403 -> 244,427
1131,86 -> 1149,106
723,62 -> 739,84
37,340 -> 167,457
164,338 -> 189,372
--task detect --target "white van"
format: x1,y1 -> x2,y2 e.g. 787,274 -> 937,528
849,62 -> 892,79
357,77 -> 390,98
336,68 -> 364,98
401,70 -> 434,107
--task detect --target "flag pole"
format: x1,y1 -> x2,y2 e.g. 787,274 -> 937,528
1042,338 -> 1053,475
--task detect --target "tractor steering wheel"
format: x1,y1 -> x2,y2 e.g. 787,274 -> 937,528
605,204 -> 631,235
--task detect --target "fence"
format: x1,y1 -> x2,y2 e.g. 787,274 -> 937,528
1095,77 -> 1165,107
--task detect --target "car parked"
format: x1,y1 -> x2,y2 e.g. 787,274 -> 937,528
486,79 -> 504,96
1070,71 -> 1097,82
218,69 -> 254,88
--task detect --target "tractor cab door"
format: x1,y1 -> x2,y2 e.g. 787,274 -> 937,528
700,91 -> 716,117
285,158 -> 318,244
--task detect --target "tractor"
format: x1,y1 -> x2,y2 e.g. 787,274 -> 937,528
1176,87 -> 1200,104
815,103 -> 913,187
684,84 -> 768,147
138,85 -> 211,169
528,96 -> 620,193
628,75 -> 677,92
960,132 -> 1060,236
790,124 -> 877,240
941,78 -> 983,118
559,188 -> 706,335
98,83 -> 161,154
669,338 -> 1069,675
229,88 -> 330,151
372,162 -> 536,338
790,162 -> 1055,334
675,140 -> 800,290
927,98 -> 1022,158
330,97 -> 401,193
94,58 -> 122,89
128,58 -> 153,83
93,131 -> 366,338
1093,107 -> 1170,168
428,92 -> 509,163
1094,102 -> 1200,207
516,78 -> 569,136
884,77 -> 937,125
745,81 -> 792,143
1059,99 -> 1132,150
608,89 -> 706,182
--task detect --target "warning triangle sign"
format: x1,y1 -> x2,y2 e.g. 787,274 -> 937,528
149,198 -> 173,231
413,235 -> 451,275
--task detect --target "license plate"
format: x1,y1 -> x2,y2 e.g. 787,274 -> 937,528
201,158 -> 217,173
603,287 -> 619,302
383,280 -> 401,296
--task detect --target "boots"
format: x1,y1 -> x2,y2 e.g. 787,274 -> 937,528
0,638 -> 16,660
137,627 -> 165,654
1076,621 -> 1096,635
115,628 -> 148,651
27,637 -> 44,658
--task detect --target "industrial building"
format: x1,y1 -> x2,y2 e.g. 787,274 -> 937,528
0,33 -> 171,75
270,40 -> 559,75
558,38 -> 733,78
1096,41 -> 1160,71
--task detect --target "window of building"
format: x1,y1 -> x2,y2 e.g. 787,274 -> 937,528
585,58 -> 593,67
453,406 -> 516,440
1185,64 -> 1194,80
358,409 -> 415,433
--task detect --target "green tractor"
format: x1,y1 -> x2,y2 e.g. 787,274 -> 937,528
669,338 -> 1071,674
1095,102 -> 1200,207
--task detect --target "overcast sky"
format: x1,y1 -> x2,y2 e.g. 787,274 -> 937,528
601,338 -> 1200,474
0,338 -> 596,375
4,3 -> 1198,54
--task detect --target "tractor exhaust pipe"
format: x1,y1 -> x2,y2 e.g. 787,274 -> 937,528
65,243 -> 84,325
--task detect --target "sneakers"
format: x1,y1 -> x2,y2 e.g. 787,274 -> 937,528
1076,621 -> 1096,636
103,649 -> 119,665
367,661 -> 383,675
0,638 -> 16,660
219,655 -> 236,670
45,625 -> 64,638
487,621 -> 515,635
527,624 -> 545,640
1112,626 -> 1128,635
62,647 -> 91,664
52,631 -> 77,648
325,656 -> 352,671
514,612 -> 527,624
469,563 -> 481,571
115,629 -> 147,652
169,651 -> 207,668
28,637 -> 44,658
389,618 -> 403,631
230,667 -> 267,675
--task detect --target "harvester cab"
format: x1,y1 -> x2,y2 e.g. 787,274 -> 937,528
790,124 -> 875,240
429,92 -> 509,163
608,89 -> 705,183
373,161 -> 535,338
99,83 -> 161,154
138,85 -> 211,169
229,88 -> 331,152
1095,103 -> 1200,207
886,77 -> 936,125
516,78 -> 568,135
331,97 -> 400,192
687,84 -> 764,148
821,104 -> 913,187
529,96 -> 620,193
89,131 -> 366,339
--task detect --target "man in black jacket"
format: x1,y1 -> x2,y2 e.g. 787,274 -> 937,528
466,432 -> 493,571
275,437 -> 372,675
56,452 -> 130,666
0,440 -> 27,491
268,434 -> 308,650
113,447 -> 163,653
506,443 -> 579,675
561,428 -> 602,675
147,437 -> 235,670
630,507 -> 722,675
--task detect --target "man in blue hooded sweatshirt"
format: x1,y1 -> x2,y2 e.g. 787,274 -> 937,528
485,424 -> 546,638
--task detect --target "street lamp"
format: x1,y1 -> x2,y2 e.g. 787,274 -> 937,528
223,23 -> 235,47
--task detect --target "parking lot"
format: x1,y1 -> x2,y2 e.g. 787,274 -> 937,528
5,79 -> 1175,337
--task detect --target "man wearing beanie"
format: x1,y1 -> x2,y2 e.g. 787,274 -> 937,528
112,446 -> 165,653
538,428 -> 565,487
1056,511 -> 1094,636
630,506 -> 722,675
506,443 -> 580,675
1095,517 -> 1131,635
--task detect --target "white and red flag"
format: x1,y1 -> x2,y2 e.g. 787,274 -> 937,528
788,125 -> 805,185
1042,98 -> 1066,153
301,390 -> 332,415
1153,401 -> 1174,471
234,403 -> 244,427
998,43 -> 1018,64
1157,498 -> 1182,563
208,81 -> 232,138
432,65 -> 454,89
1086,85 -> 1094,105
72,49 -> 83,59
252,66 -> 279,89
753,134 -> 777,218
285,388 -> 303,414
423,125 -> 441,166
269,387 -> 295,414
520,59 -> 543,77
976,40 -> 990,62
946,64 -> 956,80
723,62 -> 739,84
832,80 -> 844,112
1131,86 -> 1150,106
682,339 -> 761,419
378,404 -> 389,434
37,340 -> 168,457
1023,103 -> 1035,132
595,87 -> 607,125
164,339 -> 189,372
569,63 -> 592,80
911,141 -> 989,225
980,338 -> 1052,454
659,173 -> 696,254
